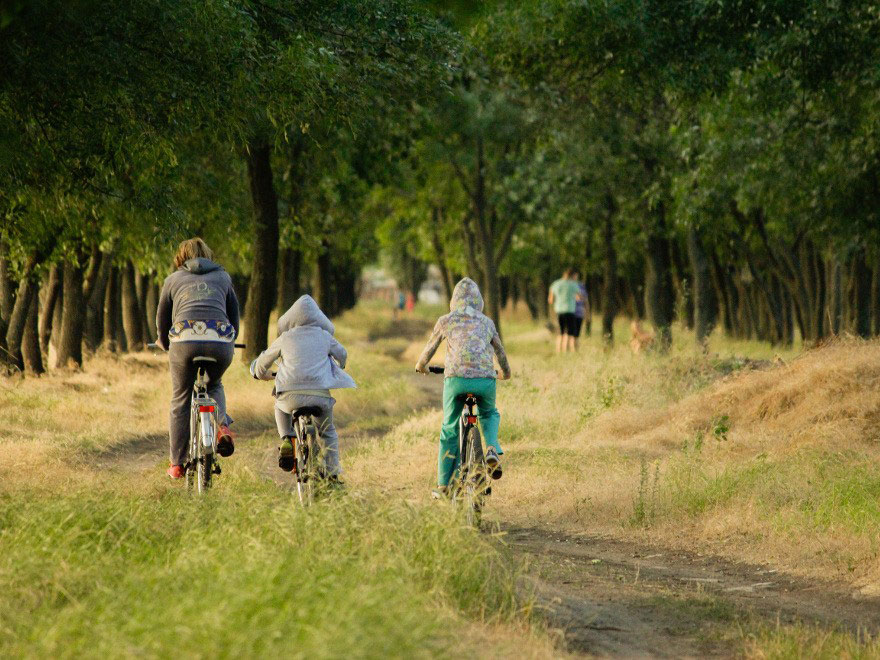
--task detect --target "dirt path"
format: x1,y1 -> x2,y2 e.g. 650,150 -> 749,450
506,525 -> 880,657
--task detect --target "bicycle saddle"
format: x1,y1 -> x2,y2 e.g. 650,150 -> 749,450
192,356 -> 218,363
292,406 -> 323,419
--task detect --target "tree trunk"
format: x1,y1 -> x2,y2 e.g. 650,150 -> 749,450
22,292 -> 43,374
144,276 -> 159,343
0,243 -> 15,325
84,252 -> 114,351
871,251 -> 880,336
121,261 -> 144,352
709,253 -> 733,336
334,255 -> 359,313
4,264 -> 37,370
243,142 -> 280,362
103,267 -> 121,352
601,196 -> 618,344
523,279 -> 539,320
136,271 -> 156,343
82,245 -> 102,305
686,226 -> 717,348
430,208 -> 454,303
113,269 -> 128,352
51,272 -> 64,351
480,248 -> 502,333
829,258 -> 843,335
56,259 -> 86,368
276,247 -> 302,313
314,243 -> 335,317
644,204 -> 674,351
670,237 -> 693,330
853,247 -> 872,338
39,265 -> 62,356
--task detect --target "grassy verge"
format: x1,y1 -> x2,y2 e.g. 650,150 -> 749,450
0,468 -> 546,658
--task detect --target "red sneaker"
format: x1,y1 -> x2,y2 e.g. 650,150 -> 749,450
167,464 -> 185,479
217,425 -> 235,457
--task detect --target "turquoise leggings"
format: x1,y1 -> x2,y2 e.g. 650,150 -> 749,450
438,377 -> 503,487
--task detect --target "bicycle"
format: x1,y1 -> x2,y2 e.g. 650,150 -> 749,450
287,404 -> 326,506
260,366 -> 333,507
427,365 -> 490,526
149,341 -> 245,493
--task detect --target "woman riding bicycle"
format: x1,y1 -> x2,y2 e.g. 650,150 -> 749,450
156,238 -> 240,479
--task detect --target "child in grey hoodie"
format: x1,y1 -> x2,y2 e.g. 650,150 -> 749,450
250,295 -> 356,475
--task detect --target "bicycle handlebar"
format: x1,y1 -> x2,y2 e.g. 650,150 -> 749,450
423,364 -> 503,378
147,342 -> 246,350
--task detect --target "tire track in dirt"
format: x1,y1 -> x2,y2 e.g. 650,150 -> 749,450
505,525 -> 880,657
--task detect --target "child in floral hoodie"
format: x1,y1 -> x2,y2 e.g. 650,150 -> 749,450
415,278 -> 511,494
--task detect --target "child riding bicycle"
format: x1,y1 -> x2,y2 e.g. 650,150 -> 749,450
250,295 -> 356,478
415,278 -> 511,497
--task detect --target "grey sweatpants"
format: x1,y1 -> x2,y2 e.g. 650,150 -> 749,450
168,341 -> 234,465
274,393 -> 340,476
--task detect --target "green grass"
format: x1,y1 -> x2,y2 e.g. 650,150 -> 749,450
0,468 -> 525,658
643,447 -> 880,543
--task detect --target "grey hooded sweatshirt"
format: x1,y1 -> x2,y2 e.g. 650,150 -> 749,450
156,258 -> 240,350
250,295 -> 356,393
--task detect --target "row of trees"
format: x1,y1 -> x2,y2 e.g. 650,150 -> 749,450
3,1 -> 879,378
1,0 -> 451,373
377,1 -> 880,348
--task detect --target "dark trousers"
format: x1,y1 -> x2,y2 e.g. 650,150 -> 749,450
168,341 -> 234,465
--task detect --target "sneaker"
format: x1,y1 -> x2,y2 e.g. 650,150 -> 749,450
485,447 -> 502,480
167,464 -> 185,480
217,425 -> 235,457
278,437 -> 294,472
326,475 -> 346,491
431,485 -> 450,500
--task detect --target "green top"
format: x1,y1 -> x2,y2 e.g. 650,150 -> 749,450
549,278 -> 579,314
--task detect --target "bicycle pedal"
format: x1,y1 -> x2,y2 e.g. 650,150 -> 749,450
213,463 -> 222,475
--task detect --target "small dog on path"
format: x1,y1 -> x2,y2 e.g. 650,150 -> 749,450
630,320 -> 655,354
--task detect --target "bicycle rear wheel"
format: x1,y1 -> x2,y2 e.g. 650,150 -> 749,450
198,453 -> 213,493
193,413 -> 213,494
462,426 -> 485,527
186,408 -> 197,492
294,422 -> 314,506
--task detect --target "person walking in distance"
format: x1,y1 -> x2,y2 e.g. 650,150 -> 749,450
572,269 -> 590,349
548,268 -> 582,353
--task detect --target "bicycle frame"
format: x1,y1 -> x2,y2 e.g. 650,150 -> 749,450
458,394 -> 478,459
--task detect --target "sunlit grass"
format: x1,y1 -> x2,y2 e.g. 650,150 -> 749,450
0,468 -> 541,658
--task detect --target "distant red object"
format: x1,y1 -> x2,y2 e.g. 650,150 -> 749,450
405,292 -> 415,312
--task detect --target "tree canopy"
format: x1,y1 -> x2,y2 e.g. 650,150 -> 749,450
2,0 -> 879,372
